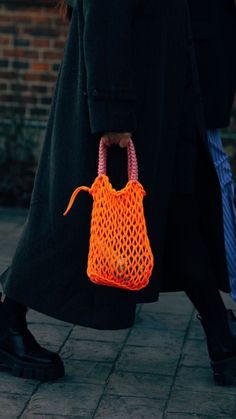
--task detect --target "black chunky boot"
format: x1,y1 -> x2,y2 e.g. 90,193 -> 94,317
0,295 -> 65,381
198,313 -> 236,386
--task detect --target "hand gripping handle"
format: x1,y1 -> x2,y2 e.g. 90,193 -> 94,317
98,137 -> 139,181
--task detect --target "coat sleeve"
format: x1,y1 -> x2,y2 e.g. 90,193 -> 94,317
83,0 -> 138,134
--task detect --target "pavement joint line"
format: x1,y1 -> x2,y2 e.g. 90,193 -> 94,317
56,323 -> 76,361
90,319 -> 136,419
162,306 -> 196,419
57,324 -> 75,354
163,412 -> 227,418
18,380 -> 41,419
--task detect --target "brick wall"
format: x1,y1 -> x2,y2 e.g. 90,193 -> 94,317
0,0 -> 67,130
0,0 -> 235,136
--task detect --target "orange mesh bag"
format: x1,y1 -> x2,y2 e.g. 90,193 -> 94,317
63,138 -> 154,291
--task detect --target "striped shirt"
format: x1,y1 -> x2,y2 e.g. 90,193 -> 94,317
207,130 -> 236,301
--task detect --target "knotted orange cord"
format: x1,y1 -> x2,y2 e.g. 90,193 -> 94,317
63,138 -> 154,291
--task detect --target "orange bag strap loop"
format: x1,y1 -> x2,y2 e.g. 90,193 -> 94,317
63,186 -> 90,216
99,137 -> 139,181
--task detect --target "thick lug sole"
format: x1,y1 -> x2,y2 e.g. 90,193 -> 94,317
0,348 -> 65,381
211,356 -> 236,386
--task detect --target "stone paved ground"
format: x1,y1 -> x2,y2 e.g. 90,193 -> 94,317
0,207 -> 236,419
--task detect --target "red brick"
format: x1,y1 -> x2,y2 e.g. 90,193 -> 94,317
30,16 -> 53,25
53,40 -> 65,49
20,96 -> 38,104
3,49 -> 39,59
0,93 -> 36,104
13,61 -> 30,70
0,105 -> 26,115
0,36 -> 11,46
0,26 -> 17,35
24,27 -> 60,37
32,39 -> 50,48
43,51 -> 63,60
0,15 -> 13,23
12,84 -> 29,92
30,107 -> 49,117
23,73 -> 57,83
31,85 -> 48,93
31,62 -> 50,71
0,71 -> 18,80
11,15 -> 32,24
0,94 -> 17,102
41,97 -> 52,105
14,38 -> 30,47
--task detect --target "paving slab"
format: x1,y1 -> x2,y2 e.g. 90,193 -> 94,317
0,240 -> 20,259
127,327 -> 183,348
0,367 -> 37,395
27,309 -> 71,327
116,345 -> 180,375
62,360 -> 113,384
180,339 -> 210,368
22,415 -> 89,419
165,389 -> 236,417
187,317 -> 205,340
174,365 -> 236,395
94,395 -> 166,419
164,415 -> 231,419
0,260 -> 11,276
27,323 -> 72,348
105,370 -> 172,399
0,393 -> 30,418
22,382 -> 103,418
145,294 -> 194,315
61,339 -> 122,363
136,310 -> 191,332
69,325 -> 129,343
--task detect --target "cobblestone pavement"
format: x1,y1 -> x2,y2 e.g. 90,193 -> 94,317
0,207 -> 236,419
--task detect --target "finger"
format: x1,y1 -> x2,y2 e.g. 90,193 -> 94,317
119,136 -> 131,148
109,135 -> 120,144
102,136 -> 112,146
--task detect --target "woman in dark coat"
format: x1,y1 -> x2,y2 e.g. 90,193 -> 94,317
0,0 -> 236,385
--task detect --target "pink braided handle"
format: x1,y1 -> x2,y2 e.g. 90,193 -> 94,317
98,137 -> 138,181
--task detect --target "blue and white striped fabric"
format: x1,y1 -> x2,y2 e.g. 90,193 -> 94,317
207,129 -> 236,301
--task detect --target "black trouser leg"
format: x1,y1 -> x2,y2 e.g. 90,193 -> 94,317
2,296 -> 28,332
166,194 -> 233,359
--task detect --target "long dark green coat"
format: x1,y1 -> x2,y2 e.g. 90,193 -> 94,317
0,0 -> 229,329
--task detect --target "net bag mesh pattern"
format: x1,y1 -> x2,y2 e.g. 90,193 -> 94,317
63,138 -> 154,291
